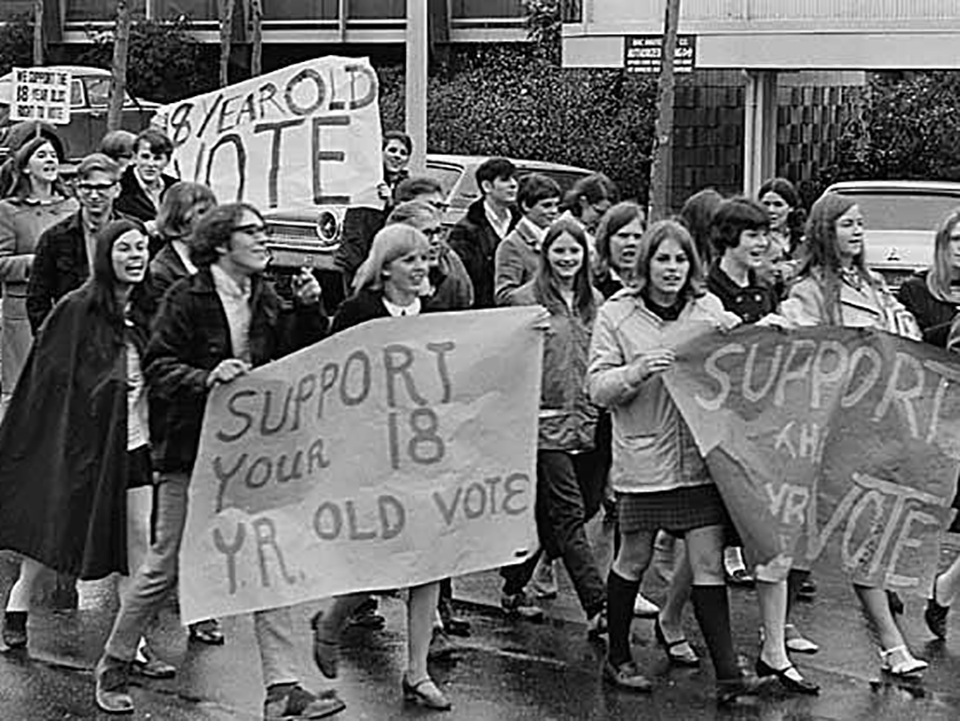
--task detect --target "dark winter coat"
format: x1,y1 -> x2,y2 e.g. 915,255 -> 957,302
447,198 -> 520,309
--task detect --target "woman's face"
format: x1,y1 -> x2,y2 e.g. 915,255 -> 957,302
383,245 -> 428,295
383,138 -> 411,175
112,230 -> 149,285
949,222 -> 960,270
546,232 -> 584,283
26,141 -> 59,186
834,204 -> 865,262
760,190 -> 792,231
609,217 -> 644,273
648,236 -> 690,304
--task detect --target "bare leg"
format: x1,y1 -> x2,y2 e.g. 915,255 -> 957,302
6,557 -> 44,612
934,554 -> 960,605
407,582 -> 441,681
757,580 -> 789,668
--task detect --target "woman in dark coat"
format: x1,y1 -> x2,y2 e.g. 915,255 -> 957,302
0,219 -> 153,649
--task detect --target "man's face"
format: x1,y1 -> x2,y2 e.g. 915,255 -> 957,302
482,175 -> 518,206
76,170 -> 119,216
134,142 -> 170,183
525,196 -> 560,229
219,209 -> 271,277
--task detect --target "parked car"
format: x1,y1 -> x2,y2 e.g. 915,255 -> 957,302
264,154 -> 595,271
824,180 -> 960,288
0,65 -> 159,163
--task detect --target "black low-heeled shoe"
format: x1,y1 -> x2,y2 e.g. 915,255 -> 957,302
925,576 -> 950,640
653,618 -> 700,667
755,657 -> 820,695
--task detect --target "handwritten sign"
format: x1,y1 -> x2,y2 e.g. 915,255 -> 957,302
665,325 -> 960,595
624,35 -> 696,74
178,308 -> 544,624
10,67 -> 72,124
154,56 -> 382,210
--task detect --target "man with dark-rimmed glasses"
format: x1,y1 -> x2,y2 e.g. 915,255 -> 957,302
27,153 -> 129,332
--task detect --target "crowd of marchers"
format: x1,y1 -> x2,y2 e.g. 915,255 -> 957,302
1,120 -> 960,720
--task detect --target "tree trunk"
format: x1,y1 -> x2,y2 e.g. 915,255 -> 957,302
219,0 -> 236,87
648,0 -> 681,222
107,0 -> 132,132
32,0 -> 43,65
250,0 -> 263,77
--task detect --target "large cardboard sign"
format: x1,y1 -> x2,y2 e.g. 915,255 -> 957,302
155,57 -> 382,210
179,308 -> 543,624
10,67 -> 71,124
665,325 -> 960,595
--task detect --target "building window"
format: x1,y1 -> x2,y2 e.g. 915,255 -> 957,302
66,0 -> 146,22
263,0 -> 339,21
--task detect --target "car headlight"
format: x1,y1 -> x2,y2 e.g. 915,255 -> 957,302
316,211 -> 339,244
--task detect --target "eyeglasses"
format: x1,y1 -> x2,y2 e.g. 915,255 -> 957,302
422,227 -> 446,239
233,223 -> 269,236
428,201 -> 449,212
77,182 -> 117,194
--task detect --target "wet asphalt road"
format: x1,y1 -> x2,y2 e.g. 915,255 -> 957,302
2,515 -> 960,720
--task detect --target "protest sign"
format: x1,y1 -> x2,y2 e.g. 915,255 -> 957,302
10,67 -> 71,124
179,308 -> 543,624
155,56 -> 382,210
664,325 -> 960,596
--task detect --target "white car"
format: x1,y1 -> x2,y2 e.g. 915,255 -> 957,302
264,153 -> 594,271
825,180 -> 960,288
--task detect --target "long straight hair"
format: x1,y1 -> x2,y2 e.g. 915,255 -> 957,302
533,218 -> 596,324
632,219 -> 705,306
85,219 -> 152,358
798,192 -> 873,326
928,207 -> 960,302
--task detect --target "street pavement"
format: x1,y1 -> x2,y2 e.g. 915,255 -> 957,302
2,512 -> 960,720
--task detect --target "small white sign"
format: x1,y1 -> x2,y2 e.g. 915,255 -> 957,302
10,67 -> 72,125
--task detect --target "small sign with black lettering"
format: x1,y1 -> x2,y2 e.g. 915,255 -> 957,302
624,35 -> 696,74
10,67 -> 72,124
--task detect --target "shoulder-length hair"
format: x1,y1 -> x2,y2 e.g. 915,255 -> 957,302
927,206 -> 960,301
797,192 -> 872,325
352,224 -> 430,293
758,176 -> 805,253
156,182 -> 217,244
534,218 -> 596,324
190,203 -> 262,268
386,199 -> 440,229
678,188 -> 723,267
561,173 -> 619,218
632,219 -> 705,305
6,136 -> 68,200
594,201 -> 646,272
85,219 -> 153,356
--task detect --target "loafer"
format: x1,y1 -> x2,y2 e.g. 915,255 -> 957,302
95,656 -> 134,714
133,643 -> 176,679
602,658 -> 653,693
2,610 -> 27,650
263,684 -> 345,720
189,619 -> 225,645
925,575 -> 950,640
402,675 -> 452,711
755,657 -> 819,695
633,593 -> 660,619
310,612 -> 339,679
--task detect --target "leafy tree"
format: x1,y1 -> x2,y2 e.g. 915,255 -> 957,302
0,14 -> 33,75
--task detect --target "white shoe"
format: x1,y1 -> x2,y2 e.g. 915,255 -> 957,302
633,593 -> 660,618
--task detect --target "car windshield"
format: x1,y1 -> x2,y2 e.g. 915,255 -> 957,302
84,76 -> 135,107
424,164 -> 462,199
837,191 -> 960,231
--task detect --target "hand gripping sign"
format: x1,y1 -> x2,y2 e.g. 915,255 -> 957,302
154,56 -> 382,211
664,325 -> 960,596
178,308 -> 544,624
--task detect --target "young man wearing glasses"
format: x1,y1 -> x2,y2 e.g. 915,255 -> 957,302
27,153 -> 128,332
94,203 -> 342,719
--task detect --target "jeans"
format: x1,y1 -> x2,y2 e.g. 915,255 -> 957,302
501,449 -> 606,617
104,471 -> 299,687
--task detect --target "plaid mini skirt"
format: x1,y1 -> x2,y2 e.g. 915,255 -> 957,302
616,483 -> 730,535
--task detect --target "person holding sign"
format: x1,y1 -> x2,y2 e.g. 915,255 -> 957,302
498,218 -> 608,634
0,220 -> 153,652
781,192 -> 927,679
94,204 -> 340,719
588,219 -> 761,702
313,224 -> 452,711
0,134 -> 78,409
705,197 -> 819,694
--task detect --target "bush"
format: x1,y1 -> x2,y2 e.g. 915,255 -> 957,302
74,15 -> 218,103
823,72 -> 960,185
0,15 -> 33,76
